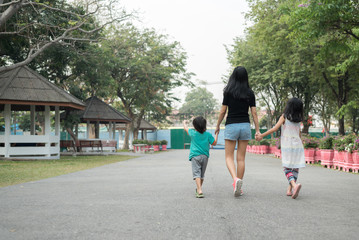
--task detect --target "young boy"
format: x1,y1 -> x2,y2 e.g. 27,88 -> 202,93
183,116 -> 218,198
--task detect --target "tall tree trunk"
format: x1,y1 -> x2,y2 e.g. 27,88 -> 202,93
133,109 -> 145,140
322,72 -> 349,136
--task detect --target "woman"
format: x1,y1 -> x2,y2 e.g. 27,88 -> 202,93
215,66 -> 260,197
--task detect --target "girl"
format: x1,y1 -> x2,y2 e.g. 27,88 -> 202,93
256,98 -> 305,199
215,66 -> 260,197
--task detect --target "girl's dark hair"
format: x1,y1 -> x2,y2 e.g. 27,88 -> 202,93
192,116 -> 206,134
224,66 -> 251,99
283,98 -> 304,123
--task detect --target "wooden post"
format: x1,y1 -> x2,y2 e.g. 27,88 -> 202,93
86,120 -> 90,139
96,121 -> 100,139
109,121 -> 113,139
30,105 -> 35,135
44,106 -> 51,157
4,104 -> 11,157
119,130 -> 123,140
112,122 -> 116,140
55,106 -> 60,136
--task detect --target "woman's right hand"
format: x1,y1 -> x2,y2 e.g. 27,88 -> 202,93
215,126 -> 220,135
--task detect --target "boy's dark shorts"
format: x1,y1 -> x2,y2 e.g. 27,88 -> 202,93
191,155 -> 208,179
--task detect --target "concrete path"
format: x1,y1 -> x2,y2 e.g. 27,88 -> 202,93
0,150 -> 358,240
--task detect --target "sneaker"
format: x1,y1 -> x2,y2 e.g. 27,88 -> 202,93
233,178 -> 242,197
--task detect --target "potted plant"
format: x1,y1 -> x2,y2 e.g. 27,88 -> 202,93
343,134 -> 356,172
161,140 -> 168,151
303,135 -> 318,164
333,137 -> 345,170
319,136 -> 334,168
353,137 -> 359,173
153,140 -> 161,151
259,139 -> 270,154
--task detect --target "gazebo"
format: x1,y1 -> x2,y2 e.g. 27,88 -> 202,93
117,118 -> 157,143
63,96 -> 131,151
0,66 -> 85,159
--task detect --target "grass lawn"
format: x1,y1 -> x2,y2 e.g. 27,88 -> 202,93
0,155 -> 137,188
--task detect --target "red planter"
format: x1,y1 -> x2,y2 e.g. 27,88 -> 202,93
161,145 -> 167,151
304,148 -> 315,164
320,149 -> 334,168
153,145 -> 160,151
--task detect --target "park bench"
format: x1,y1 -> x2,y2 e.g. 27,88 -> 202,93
65,128 -> 103,152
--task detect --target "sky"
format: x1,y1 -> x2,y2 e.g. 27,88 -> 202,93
119,0 -> 250,108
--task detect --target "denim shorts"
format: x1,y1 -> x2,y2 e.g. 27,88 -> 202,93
224,123 -> 251,141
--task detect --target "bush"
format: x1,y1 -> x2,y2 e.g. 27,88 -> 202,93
344,134 -> 357,153
132,139 -> 140,145
333,137 -> 345,152
146,140 -> 153,146
302,135 -> 319,149
153,140 -> 161,145
259,139 -> 270,146
160,140 -> 168,145
319,136 -> 333,150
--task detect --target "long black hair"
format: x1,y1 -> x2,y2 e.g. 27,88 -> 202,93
224,66 -> 251,99
283,98 -> 304,123
192,116 -> 206,134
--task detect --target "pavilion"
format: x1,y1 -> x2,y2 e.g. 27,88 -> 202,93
0,66 -> 85,159
117,118 -> 157,144
62,96 -> 131,151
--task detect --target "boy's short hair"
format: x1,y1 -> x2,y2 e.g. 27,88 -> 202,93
193,116 -> 206,134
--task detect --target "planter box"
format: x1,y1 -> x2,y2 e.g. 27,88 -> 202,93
304,148 -> 315,164
352,151 -> 359,173
133,144 -> 146,154
320,149 -> 334,168
258,145 -> 269,154
337,151 -> 345,171
343,152 -> 353,172
314,148 -> 321,163
153,145 -> 160,152
161,145 -> 167,151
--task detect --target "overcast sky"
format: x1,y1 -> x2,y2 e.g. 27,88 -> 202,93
119,0 -> 250,108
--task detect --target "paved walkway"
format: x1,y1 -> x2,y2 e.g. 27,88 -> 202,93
0,150 -> 358,240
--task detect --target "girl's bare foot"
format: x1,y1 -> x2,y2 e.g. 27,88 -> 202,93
286,185 -> 292,196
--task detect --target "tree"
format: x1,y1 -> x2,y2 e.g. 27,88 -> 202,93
106,24 -> 192,148
0,0 -> 131,72
288,0 -> 359,135
179,87 -> 218,120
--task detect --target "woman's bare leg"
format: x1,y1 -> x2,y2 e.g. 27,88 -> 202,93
225,140 -> 237,181
236,140 -> 249,179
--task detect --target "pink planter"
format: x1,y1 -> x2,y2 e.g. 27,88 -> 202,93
352,151 -> 359,173
246,145 -> 251,152
304,148 -> 315,164
320,149 -> 334,168
153,145 -> 160,152
314,148 -> 321,163
270,146 -> 276,154
161,145 -> 167,151
337,151 -> 345,171
343,152 -> 353,172
258,145 -> 269,154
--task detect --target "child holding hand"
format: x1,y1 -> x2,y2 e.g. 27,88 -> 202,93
256,98 -> 305,199
183,116 -> 218,198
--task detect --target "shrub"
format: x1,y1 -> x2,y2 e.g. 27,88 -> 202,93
146,140 -> 153,146
132,139 -> 140,145
161,140 -> 168,145
259,139 -> 270,146
153,140 -> 161,145
344,134 -> 357,153
333,137 -> 345,152
302,135 -> 319,149
319,136 -> 333,150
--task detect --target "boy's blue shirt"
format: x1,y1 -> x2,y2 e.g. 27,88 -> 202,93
188,129 -> 215,161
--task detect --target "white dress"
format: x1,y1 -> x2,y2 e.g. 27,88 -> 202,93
281,119 -> 305,168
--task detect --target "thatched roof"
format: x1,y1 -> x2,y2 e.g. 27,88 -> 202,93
117,118 -> 157,130
64,96 -> 131,124
0,66 -> 85,111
